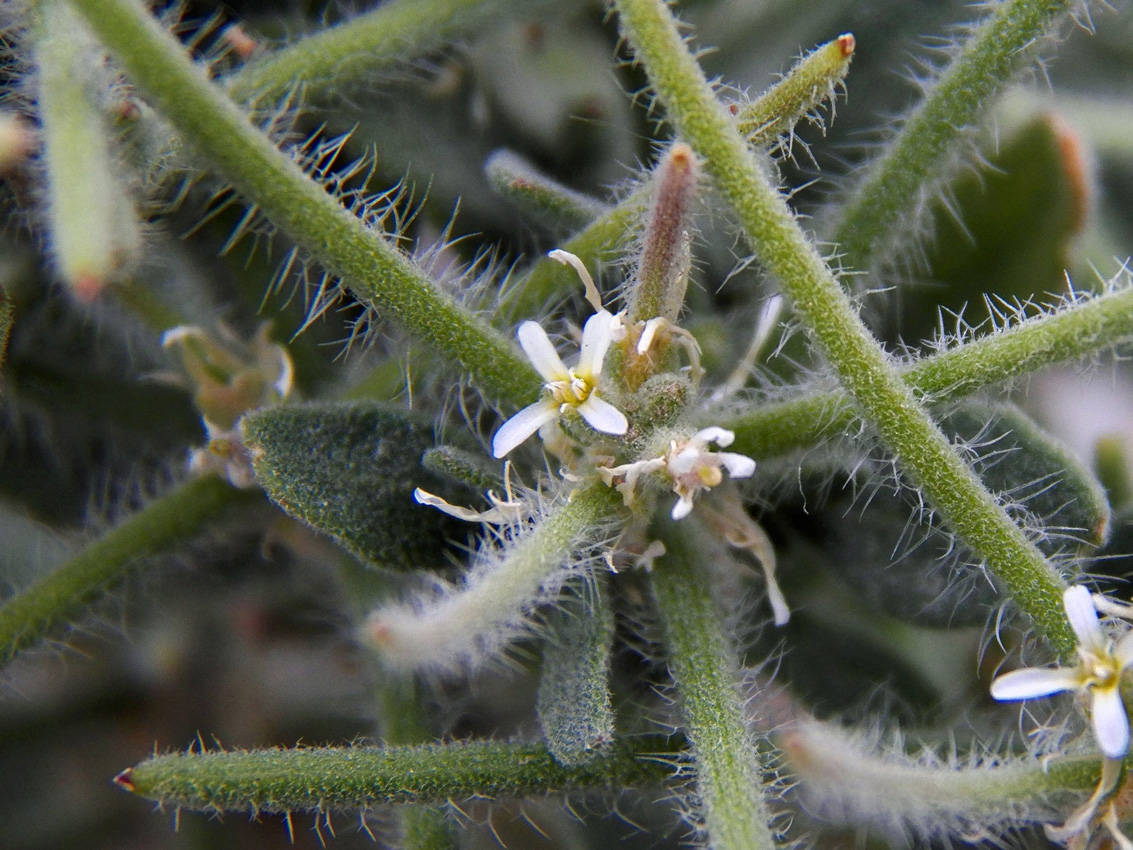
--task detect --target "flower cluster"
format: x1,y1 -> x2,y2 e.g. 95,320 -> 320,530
600,427 -> 756,520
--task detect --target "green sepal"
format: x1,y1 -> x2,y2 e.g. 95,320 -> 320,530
537,579 -> 616,766
241,402 -> 472,569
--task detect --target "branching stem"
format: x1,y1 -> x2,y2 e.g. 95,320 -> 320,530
613,0 -> 1076,656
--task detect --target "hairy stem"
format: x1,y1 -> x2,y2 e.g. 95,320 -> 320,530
363,483 -> 623,671
0,476 -> 257,664
829,0 -> 1072,272
115,737 -> 681,811
613,0 -> 1075,655
723,284 -> 1133,458
226,0 -> 532,107
66,0 -> 540,407
652,518 -> 778,850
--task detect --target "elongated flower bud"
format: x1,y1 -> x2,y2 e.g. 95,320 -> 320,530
627,142 -> 699,324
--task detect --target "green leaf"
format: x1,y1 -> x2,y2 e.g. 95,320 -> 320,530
537,579 -> 615,766
242,402 -> 472,568
940,400 -> 1110,552
895,114 -> 1088,348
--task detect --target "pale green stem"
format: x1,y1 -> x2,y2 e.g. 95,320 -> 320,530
65,0 -> 540,408
0,476 -> 257,664
722,284 -> 1133,459
486,149 -> 611,233
734,34 -> 855,148
226,0 -> 532,107
830,0 -> 1072,273
779,717 -> 1105,836
363,484 -> 622,671
116,737 -> 681,811
613,0 -> 1075,655
36,0 -> 141,299
651,518 -> 778,850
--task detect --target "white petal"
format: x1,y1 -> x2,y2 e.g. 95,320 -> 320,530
492,401 -> 557,457
577,394 -> 628,436
671,495 -> 695,520
577,311 -> 615,379
548,249 -> 604,313
413,488 -> 496,522
1115,630 -> 1133,669
693,426 -> 734,448
637,317 -> 666,355
517,321 -> 568,382
719,452 -> 756,479
272,349 -> 295,398
989,666 -> 1080,701
1064,585 -> 1106,652
1092,686 -> 1131,758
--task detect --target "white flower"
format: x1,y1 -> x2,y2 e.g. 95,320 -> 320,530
492,311 -> 628,458
191,419 -> 257,488
990,585 -> 1133,759
600,426 -> 756,521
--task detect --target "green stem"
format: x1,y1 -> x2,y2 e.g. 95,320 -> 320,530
830,0 -> 1071,273
226,0 -> 529,107
35,0 -> 141,299
375,679 -> 457,850
0,476 -> 257,664
116,737 -> 681,812
503,189 -> 646,322
779,718 -> 1105,835
651,519 -> 778,850
66,0 -> 540,408
613,0 -> 1075,656
364,483 -> 623,670
723,284 -> 1133,459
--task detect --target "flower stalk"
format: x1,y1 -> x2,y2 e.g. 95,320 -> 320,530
115,737 -> 681,811
651,517 -> 779,850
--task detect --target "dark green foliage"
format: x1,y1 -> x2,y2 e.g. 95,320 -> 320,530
894,115 -> 1087,347
941,401 -> 1111,551
777,401 -> 1108,628
242,402 -> 473,568
537,581 -> 616,765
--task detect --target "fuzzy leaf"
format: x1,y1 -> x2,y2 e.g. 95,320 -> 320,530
940,400 -> 1110,552
242,402 -> 471,568
894,114 -> 1088,348
784,400 -> 1108,627
537,581 -> 616,766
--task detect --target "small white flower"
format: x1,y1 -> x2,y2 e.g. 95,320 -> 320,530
990,585 -> 1133,759
600,426 -> 756,521
492,311 -> 628,458
191,419 -> 257,488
